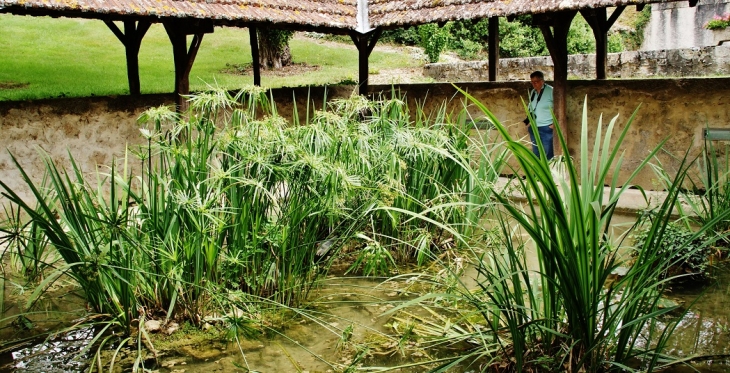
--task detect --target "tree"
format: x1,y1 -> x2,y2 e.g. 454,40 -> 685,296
257,29 -> 294,69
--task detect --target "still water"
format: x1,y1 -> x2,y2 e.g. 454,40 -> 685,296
1,238 -> 730,372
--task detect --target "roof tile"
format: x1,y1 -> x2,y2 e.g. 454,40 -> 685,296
0,0 -> 681,32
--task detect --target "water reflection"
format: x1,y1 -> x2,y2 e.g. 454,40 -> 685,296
2,327 -> 94,373
662,268 -> 730,372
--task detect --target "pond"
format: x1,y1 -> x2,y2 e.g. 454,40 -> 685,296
2,256 -> 730,372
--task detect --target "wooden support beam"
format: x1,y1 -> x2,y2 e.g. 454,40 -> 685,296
350,29 -> 382,96
580,8 -> 609,80
536,10 -> 577,156
607,6 -> 625,29
488,17 -> 499,82
581,6 -> 624,81
104,20 -> 150,95
163,20 -> 212,112
248,27 -> 261,86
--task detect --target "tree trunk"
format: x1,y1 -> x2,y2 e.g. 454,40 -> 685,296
257,29 -> 292,69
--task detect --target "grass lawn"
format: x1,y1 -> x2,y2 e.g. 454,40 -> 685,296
0,14 -> 420,101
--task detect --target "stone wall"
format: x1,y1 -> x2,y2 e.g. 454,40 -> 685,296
644,0 -> 730,50
1,79 -> 728,207
423,46 -> 730,81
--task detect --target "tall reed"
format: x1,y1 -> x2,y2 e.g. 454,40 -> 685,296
0,86 -> 497,338
380,92 -> 730,373
652,137 -> 730,243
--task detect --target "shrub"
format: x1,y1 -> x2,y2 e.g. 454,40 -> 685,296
632,219 -> 714,282
418,23 -> 451,63
498,16 -> 548,57
567,15 -> 596,55
380,28 -> 420,45
607,32 -> 625,53
453,38 -> 483,60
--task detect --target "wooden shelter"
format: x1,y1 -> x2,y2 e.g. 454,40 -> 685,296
0,0 -> 695,137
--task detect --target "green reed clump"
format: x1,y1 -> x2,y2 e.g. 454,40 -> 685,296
0,153 -> 139,333
653,138 -> 730,246
0,86 -> 502,337
379,92 -> 730,373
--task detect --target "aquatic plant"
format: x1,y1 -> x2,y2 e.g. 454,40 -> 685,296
0,85 -> 500,349
468,95 -> 730,372
378,93 -> 730,373
652,138 -> 730,247
632,217 -> 714,282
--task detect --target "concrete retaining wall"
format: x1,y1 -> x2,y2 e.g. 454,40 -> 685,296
1,79 -> 728,206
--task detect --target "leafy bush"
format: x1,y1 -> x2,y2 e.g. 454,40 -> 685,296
567,15 -> 596,55
419,23 -> 451,63
607,31 -> 625,53
498,16 -> 549,57
633,219 -> 714,282
380,27 -> 420,46
453,38 -> 483,60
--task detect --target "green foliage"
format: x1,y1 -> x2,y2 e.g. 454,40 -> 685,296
633,219 -> 713,281
618,5 -> 652,50
446,19 -> 488,59
380,28 -> 420,46
381,91 -> 730,373
419,23 -> 451,63
453,39 -> 483,60
567,15 -> 596,55
607,32 -> 625,53
498,17 -> 548,58
705,13 -> 730,30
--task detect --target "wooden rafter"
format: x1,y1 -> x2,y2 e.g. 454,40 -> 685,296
249,27 -> 261,86
534,10 -> 577,155
488,17 -> 499,81
163,19 -> 214,112
581,6 -> 625,80
350,28 -> 382,96
104,20 -> 151,95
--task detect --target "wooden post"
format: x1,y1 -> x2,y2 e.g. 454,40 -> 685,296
488,17 -> 499,81
350,29 -> 382,96
249,26 -> 261,86
163,20 -> 212,112
582,6 -> 624,80
537,10 -> 577,156
105,20 -> 151,95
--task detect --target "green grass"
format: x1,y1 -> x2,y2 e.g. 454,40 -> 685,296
0,14 -> 419,101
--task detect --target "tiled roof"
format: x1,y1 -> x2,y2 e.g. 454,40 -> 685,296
370,0 -> 674,28
0,0 -> 358,30
0,0 -> 684,32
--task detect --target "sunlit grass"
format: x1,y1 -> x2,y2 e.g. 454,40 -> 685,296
0,14 -> 420,101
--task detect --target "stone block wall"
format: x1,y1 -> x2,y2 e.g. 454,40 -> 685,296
423,46 -> 730,81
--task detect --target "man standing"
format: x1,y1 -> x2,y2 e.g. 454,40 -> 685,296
523,71 -> 554,159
